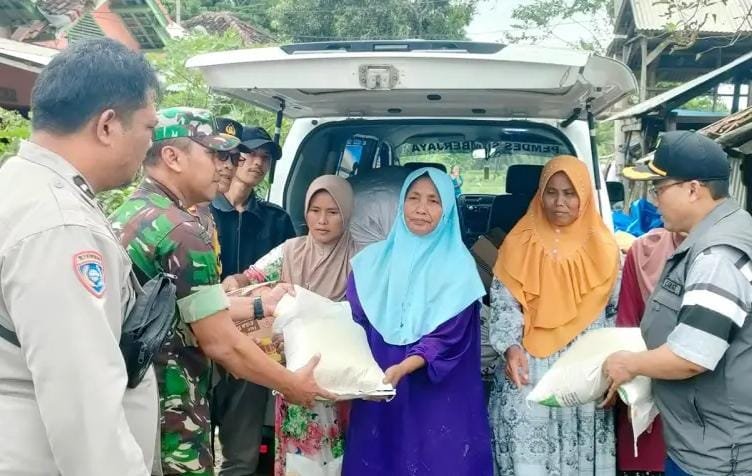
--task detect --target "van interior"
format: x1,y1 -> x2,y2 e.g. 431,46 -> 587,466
282,119 -> 576,246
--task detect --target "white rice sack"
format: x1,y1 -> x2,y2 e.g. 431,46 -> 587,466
526,327 -> 658,455
273,286 -> 395,399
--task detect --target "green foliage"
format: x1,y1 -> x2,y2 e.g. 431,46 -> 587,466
164,0 -> 477,42
147,31 -> 290,198
0,108 -> 31,162
161,0 -> 278,31
596,120 -> 614,160
99,183 -> 140,217
682,95 -> 730,113
269,0 -> 477,42
655,81 -> 730,112
148,31 -> 288,137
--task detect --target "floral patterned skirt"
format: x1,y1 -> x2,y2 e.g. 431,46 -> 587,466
274,395 -> 349,476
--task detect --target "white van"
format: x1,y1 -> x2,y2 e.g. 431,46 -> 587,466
188,40 -> 637,244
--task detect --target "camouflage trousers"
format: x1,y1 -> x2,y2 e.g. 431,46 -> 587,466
156,344 -> 213,475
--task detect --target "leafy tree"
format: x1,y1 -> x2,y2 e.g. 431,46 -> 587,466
682,95 -> 730,112
161,0 -> 278,31
2,32 -> 286,213
165,0 -> 478,43
140,30 -> 287,201
506,0 -> 751,54
269,0 -> 477,42
105,31 -> 285,212
148,31 -> 284,135
505,0 -> 614,53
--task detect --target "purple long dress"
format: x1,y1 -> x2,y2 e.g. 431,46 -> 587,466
342,275 -> 493,476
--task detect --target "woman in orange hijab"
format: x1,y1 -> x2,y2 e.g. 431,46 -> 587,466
488,156 -> 620,475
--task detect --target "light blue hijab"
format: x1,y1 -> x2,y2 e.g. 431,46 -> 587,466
350,167 -> 485,346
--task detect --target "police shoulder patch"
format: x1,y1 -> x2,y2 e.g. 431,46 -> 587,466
73,251 -> 106,298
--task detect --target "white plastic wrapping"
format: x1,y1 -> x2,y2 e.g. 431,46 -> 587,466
273,286 -> 395,399
526,327 -> 658,456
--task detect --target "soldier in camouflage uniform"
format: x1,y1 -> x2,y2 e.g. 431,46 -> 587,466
111,108 -> 330,475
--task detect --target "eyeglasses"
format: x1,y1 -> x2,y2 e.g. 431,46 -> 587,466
217,151 -> 244,166
648,180 -> 687,198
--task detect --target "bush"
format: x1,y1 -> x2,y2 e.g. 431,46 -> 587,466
3,32 -> 280,211
0,108 -> 31,162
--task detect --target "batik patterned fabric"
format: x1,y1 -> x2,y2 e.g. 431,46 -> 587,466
111,177 -> 219,475
488,277 -> 619,476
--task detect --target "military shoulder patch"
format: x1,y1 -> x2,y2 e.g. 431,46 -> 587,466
73,251 -> 106,298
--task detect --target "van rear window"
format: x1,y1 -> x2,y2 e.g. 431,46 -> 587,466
398,131 -> 573,195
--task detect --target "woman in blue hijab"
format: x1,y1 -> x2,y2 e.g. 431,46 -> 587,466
342,167 -> 493,476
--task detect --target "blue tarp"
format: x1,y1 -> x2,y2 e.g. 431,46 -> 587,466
613,199 -> 663,237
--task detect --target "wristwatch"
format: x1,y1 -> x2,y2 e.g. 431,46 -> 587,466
253,296 -> 264,320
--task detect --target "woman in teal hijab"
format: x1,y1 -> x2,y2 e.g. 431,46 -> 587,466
342,167 -> 493,476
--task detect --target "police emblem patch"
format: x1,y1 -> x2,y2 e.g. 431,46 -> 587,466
73,251 -> 106,298
225,123 -> 236,136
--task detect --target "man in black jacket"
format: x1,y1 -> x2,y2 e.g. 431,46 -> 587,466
210,123 -> 295,476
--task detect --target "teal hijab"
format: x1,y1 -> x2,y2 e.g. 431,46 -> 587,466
351,167 -> 485,346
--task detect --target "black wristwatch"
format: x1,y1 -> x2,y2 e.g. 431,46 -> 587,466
253,296 -> 264,320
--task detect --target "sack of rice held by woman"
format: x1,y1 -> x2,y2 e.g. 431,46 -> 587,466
526,327 -> 659,453
273,286 -> 395,400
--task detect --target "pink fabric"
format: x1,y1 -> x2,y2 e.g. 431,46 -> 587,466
631,228 -> 684,300
615,249 -> 666,472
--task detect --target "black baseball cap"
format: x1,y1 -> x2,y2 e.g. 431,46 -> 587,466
238,125 -> 282,160
623,131 -> 729,182
215,117 -> 243,142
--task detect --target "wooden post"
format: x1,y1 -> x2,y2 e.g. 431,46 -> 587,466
640,37 -> 648,102
732,80 -> 742,113
665,113 -> 678,132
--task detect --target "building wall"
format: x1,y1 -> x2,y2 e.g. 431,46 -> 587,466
0,64 -> 37,109
92,2 -> 141,50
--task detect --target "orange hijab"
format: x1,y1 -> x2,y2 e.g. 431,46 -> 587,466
493,156 -> 619,358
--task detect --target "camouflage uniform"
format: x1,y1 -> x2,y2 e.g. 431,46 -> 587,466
111,108 -> 238,475
190,203 -> 223,278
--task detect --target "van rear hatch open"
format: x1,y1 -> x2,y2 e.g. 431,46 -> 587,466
187,40 -> 637,120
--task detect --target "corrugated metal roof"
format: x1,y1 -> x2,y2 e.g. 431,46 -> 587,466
630,0 -> 752,33
607,49 -> 752,120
